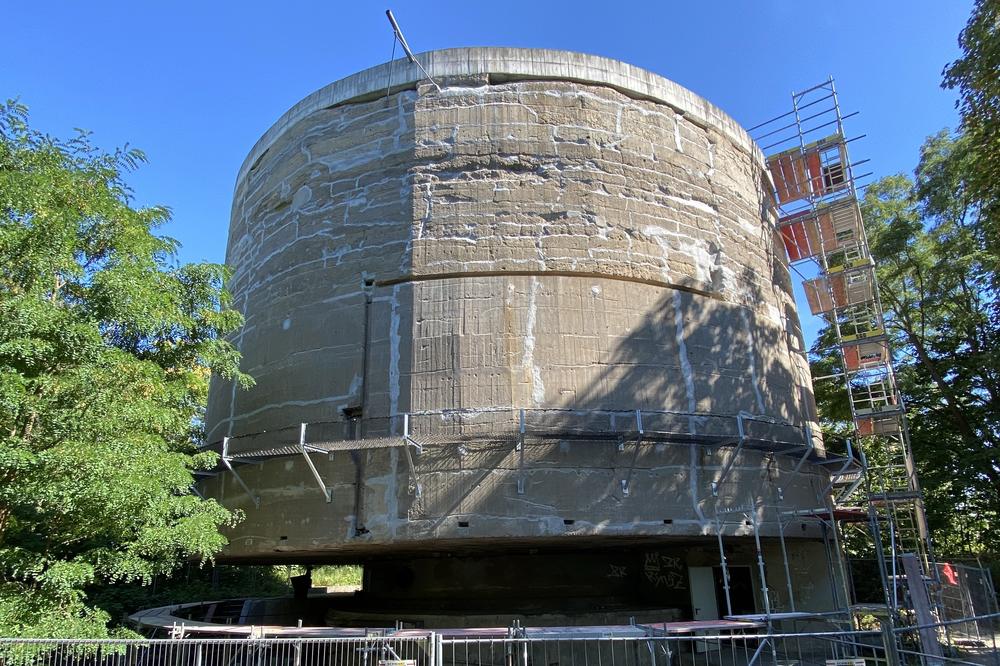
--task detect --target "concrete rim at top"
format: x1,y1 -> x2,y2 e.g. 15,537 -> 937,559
236,47 -> 763,190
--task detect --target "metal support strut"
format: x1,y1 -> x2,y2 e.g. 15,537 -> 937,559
712,412 -> 747,496
298,423 -> 333,503
401,414 -> 423,498
221,437 -> 260,509
621,409 -> 643,497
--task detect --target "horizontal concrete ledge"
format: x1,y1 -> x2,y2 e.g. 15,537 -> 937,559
213,534 -> 828,565
237,47 -> 763,190
376,269 -> 724,301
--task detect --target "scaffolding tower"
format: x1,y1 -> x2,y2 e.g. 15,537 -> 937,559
749,78 -> 935,614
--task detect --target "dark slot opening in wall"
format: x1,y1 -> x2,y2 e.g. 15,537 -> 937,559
458,521 -> 470,528
342,406 -> 363,440
563,519 -> 575,526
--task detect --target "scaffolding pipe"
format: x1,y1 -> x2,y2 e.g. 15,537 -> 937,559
748,503 -> 773,620
827,501 -> 855,615
715,518 -> 733,617
775,497 -> 797,612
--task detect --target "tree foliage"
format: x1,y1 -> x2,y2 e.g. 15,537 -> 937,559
0,101 -> 252,637
943,0 -> 1000,262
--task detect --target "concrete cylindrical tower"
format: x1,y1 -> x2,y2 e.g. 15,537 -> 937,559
201,48 -> 840,624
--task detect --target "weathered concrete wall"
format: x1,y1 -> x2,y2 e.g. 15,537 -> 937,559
201,439 -> 830,555
201,49 -> 826,574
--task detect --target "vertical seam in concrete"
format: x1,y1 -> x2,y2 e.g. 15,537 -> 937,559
690,443 -> 708,526
389,284 -> 401,421
740,307 -> 767,415
387,447 -> 399,537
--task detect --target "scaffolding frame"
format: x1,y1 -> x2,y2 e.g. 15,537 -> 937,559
750,78 -> 937,625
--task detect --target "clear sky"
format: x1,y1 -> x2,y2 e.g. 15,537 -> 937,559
5,1 -> 972,345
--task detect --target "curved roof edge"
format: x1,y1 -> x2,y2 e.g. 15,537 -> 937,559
236,47 -> 763,189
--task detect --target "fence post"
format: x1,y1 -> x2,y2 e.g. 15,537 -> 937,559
880,621 -> 901,666
435,632 -> 444,666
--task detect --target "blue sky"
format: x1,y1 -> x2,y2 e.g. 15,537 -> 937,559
5,1 -> 972,345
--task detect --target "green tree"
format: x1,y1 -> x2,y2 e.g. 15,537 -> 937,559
0,101 -> 252,637
811,131 -> 999,556
943,0 -> 1000,262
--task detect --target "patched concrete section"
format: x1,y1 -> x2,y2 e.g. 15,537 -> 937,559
202,49 -> 827,581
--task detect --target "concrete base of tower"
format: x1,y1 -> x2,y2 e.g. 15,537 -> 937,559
338,539 -> 844,626
131,539 -> 847,635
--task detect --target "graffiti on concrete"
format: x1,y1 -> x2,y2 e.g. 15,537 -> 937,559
644,553 -> 687,590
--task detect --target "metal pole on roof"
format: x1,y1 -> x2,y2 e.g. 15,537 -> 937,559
385,10 -> 442,92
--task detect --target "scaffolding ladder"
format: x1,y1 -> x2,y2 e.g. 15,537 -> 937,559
750,78 -> 934,610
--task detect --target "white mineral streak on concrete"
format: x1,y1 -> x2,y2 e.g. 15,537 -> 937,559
218,394 -> 362,428
676,236 -> 714,285
643,225 -> 674,281
673,290 -> 707,529
388,284 -> 401,420
672,290 -> 697,425
522,277 -> 545,407
741,307 -> 767,415
766,301 -> 784,327
664,194 -> 717,217
319,289 -> 365,305
674,117 -> 684,152
417,182 -> 432,240
737,215 -> 761,238
291,185 -> 312,211
348,373 -> 363,398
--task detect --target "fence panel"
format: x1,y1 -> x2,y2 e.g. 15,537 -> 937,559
438,631 -> 888,666
0,635 -> 432,666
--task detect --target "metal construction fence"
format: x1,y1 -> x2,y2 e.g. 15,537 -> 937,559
0,629 -> 888,666
2,620 -> 999,666
437,630 -> 889,666
894,612 -> 1000,666
0,635 -> 431,666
